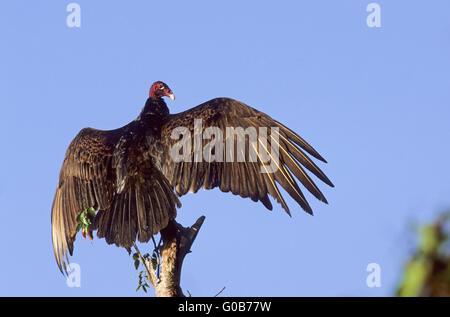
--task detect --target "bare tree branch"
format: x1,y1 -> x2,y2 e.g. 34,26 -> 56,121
136,215 -> 206,297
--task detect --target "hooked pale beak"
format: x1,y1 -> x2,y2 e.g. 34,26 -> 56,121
168,93 -> 175,101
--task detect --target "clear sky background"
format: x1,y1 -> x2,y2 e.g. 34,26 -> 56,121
1,1 -> 450,297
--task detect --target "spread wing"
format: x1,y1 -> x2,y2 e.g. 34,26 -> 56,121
51,126 -> 180,274
51,128 -> 116,274
159,97 -> 334,215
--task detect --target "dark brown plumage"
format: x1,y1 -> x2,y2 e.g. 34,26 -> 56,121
51,81 -> 333,273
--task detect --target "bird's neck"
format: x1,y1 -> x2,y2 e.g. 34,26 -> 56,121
140,98 -> 169,118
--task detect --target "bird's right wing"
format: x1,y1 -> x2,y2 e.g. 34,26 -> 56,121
158,97 -> 334,216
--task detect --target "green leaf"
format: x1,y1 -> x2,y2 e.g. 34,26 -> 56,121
87,207 -> 96,218
420,225 -> 439,255
398,257 -> 430,297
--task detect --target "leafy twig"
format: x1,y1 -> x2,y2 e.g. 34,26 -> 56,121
133,242 -> 157,289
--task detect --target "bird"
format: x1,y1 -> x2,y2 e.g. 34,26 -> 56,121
51,81 -> 334,274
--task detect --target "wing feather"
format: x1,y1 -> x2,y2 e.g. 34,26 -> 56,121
159,97 -> 332,216
51,128 -> 117,273
52,126 -> 180,274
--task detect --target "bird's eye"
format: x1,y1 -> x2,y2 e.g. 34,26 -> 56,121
159,86 -> 165,90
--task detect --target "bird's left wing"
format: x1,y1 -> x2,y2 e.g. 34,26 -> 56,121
51,128 -> 116,274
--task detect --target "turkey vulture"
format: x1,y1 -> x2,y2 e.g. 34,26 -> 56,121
51,81 -> 334,273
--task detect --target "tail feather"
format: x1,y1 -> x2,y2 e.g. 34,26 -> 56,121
94,171 -> 180,249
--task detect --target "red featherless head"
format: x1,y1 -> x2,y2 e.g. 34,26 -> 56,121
149,81 -> 175,101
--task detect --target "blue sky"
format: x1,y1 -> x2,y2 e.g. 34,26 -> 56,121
1,1 -> 450,296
